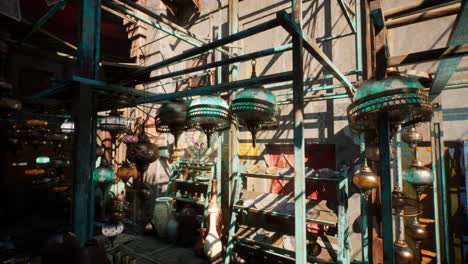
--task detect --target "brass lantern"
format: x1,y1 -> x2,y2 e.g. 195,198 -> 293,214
352,159 -> 380,195
404,159 -> 434,196
231,60 -> 277,147
394,239 -> 415,264
402,127 -> 422,148
99,109 -> 128,136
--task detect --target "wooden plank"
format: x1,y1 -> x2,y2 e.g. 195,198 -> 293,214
370,0 -> 388,80
387,43 -> 468,67
386,3 -> 462,28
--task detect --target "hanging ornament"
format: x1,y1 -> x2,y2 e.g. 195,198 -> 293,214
60,119 -> 75,134
402,126 -> 422,148
126,131 -> 159,174
99,109 -> 128,137
120,131 -> 139,145
404,159 -> 434,196
394,239 -> 415,264
156,99 -> 190,147
352,159 -> 380,195
231,60 -> 277,147
406,217 -> 430,263
187,71 -> 230,148
116,161 -> 138,183
92,159 -> 116,184
347,75 -> 432,132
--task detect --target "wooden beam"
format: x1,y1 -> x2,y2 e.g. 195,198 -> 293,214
387,43 -> 468,67
386,2 -> 462,29
431,0 -> 468,96
277,11 -> 356,97
385,0 -> 459,19
370,0 -> 388,80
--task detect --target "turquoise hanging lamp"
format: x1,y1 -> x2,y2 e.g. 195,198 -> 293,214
231,60 -> 277,147
93,159 -> 116,183
347,75 -> 432,132
187,71 -> 230,147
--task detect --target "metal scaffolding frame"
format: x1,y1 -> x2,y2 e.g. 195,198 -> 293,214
17,0 -> 468,262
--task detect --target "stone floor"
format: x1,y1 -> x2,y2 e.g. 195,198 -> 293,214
102,233 -> 210,264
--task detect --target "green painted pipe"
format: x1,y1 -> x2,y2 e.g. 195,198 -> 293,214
22,0 -> 70,42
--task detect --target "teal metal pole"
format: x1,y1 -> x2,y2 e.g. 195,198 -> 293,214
275,84 -> 341,96
263,70 -> 359,89
430,97 -> 450,264
143,44 -> 292,84
291,1 -> 307,263
125,17 -> 281,83
73,0 -> 101,245
135,72 -> 293,104
21,0 -> 70,42
395,125 -> 405,242
355,0 -> 363,81
379,113 -> 394,264
360,134 -> 369,264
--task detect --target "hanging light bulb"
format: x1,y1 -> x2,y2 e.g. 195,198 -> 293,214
187,71 -> 230,147
231,60 -> 277,147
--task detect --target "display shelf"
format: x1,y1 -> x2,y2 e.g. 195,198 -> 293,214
173,196 -> 205,206
241,172 -> 344,182
234,191 -> 338,227
234,225 -> 338,264
174,179 -> 209,185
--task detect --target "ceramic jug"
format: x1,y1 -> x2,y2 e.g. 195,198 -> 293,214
152,197 -> 174,238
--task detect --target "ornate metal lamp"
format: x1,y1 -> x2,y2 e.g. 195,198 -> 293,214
231,60 -> 277,147
394,239 -> 415,264
156,99 -> 190,147
392,187 -> 422,217
99,109 -> 128,137
352,159 -> 380,196
187,73 -> 230,147
404,159 -> 434,197
347,76 -> 432,132
126,131 -> 159,175
406,217 -> 430,263
93,159 -> 116,184
60,119 -> 75,134
402,127 -> 422,148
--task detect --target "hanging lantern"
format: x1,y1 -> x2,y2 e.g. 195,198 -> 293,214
406,218 -> 430,241
404,159 -> 434,195
352,159 -> 380,194
402,127 -> 422,148
36,156 -> 51,164
60,119 -> 75,134
93,159 -> 116,183
187,73 -> 230,147
231,60 -> 277,147
347,76 -> 432,132
99,109 -> 128,135
120,132 -> 139,144
116,161 -> 138,183
156,99 -> 189,147
126,131 -> 159,173
394,239 -> 415,264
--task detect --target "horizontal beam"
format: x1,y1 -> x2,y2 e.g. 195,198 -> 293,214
387,43 -> 468,67
143,44 -> 292,84
386,3 -> 461,28
115,0 -> 234,58
135,71 -> 293,104
385,0 -> 460,19
277,11 -> 355,97
124,17 -> 281,84
25,82 -> 73,101
72,76 -> 158,97
22,0 -> 70,42
431,0 -> 468,96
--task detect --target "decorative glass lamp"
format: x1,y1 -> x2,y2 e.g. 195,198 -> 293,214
187,72 -> 230,147
404,159 -> 434,197
36,156 -> 51,164
231,60 -> 277,147
402,127 -> 422,148
155,99 -> 189,147
60,119 -> 75,134
93,159 -> 116,184
99,109 -> 128,136
352,159 -> 380,196
347,76 -> 432,132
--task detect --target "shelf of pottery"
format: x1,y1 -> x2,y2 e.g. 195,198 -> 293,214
168,161 -> 216,224
225,166 -> 350,264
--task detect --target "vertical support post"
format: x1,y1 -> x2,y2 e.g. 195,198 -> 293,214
360,134 -> 369,264
72,0 -> 101,245
379,112 -> 394,264
87,112 -> 98,239
338,171 -> 350,263
430,96 -> 450,264
292,1 -> 307,263
355,0 -> 363,81
395,125 -> 405,241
